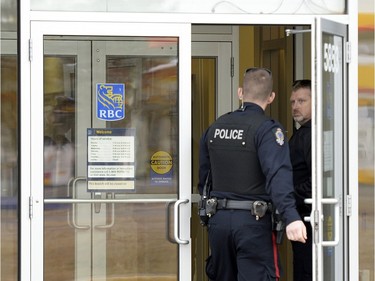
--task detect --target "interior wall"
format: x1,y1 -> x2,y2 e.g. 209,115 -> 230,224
239,25 -> 295,137
239,26 -> 256,84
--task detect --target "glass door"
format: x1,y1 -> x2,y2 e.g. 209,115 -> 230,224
29,21 -> 191,281
312,18 -> 348,281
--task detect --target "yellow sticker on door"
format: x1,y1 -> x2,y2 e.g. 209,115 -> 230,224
150,151 -> 173,186
150,151 -> 173,174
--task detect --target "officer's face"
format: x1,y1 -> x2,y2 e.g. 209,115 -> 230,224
290,88 -> 311,125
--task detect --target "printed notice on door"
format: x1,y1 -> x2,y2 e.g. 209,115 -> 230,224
87,128 -> 135,191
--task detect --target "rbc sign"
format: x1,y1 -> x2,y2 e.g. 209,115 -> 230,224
96,83 -> 125,121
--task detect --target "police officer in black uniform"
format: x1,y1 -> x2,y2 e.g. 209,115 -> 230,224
289,79 -> 312,281
198,67 -> 306,281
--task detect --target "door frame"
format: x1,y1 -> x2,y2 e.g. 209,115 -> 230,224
192,40 -> 233,116
313,17 -> 349,281
27,20 -> 192,281
20,11 -> 358,281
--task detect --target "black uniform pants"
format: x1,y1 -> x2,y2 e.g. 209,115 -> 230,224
206,209 -> 280,281
291,220 -> 312,281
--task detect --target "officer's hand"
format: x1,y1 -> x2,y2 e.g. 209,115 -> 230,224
286,220 -> 307,243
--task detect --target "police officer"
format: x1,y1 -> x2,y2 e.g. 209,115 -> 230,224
289,79 -> 312,281
198,67 -> 306,281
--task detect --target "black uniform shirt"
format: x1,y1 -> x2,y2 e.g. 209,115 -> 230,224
289,120 -> 312,216
198,102 -> 301,225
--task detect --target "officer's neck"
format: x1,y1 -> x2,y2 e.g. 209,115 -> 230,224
240,102 -> 265,112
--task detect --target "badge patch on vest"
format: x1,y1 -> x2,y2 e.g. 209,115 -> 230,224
274,128 -> 284,146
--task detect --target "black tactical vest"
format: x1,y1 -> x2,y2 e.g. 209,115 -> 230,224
206,109 -> 270,196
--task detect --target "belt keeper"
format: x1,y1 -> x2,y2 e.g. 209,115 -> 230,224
221,198 -> 227,209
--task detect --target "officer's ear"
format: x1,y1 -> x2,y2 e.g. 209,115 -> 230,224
237,87 -> 244,100
266,92 -> 275,104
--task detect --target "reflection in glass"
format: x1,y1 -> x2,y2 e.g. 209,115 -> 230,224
106,55 -> 178,194
43,56 -> 77,280
358,11 -> 375,279
43,56 -> 76,194
1,0 -> 18,32
106,203 -> 177,279
43,37 -> 179,280
1,29 -> 19,281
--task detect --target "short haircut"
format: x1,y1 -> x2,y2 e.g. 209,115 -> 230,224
243,68 -> 273,101
292,79 -> 311,92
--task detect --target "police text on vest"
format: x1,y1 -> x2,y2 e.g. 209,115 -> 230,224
214,129 -> 244,139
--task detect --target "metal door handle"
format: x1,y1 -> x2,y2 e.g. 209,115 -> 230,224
95,192 -> 115,229
173,199 -> 189,245
166,201 -> 176,243
304,198 -> 313,223
50,176 -> 179,232
320,198 -> 340,246
304,197 -> 339,246
95,203 -> 115,229
70,177 -> 90,230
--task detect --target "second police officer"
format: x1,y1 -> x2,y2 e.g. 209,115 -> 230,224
198,67 -> 307,281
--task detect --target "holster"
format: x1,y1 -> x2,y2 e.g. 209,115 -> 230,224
272,209 -> 285,244
198,196 -> 209,226
198,170 -> 212,226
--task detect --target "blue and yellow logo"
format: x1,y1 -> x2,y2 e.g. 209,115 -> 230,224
96,83 -> 125,121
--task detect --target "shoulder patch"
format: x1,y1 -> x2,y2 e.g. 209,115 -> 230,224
274,128 -> 284,146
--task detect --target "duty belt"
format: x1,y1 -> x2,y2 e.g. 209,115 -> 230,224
216,199 -> 272,220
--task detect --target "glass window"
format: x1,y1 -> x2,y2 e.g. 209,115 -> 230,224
1,0 -> 18,279
43,37 -> 179,280
358,9 -> 375,280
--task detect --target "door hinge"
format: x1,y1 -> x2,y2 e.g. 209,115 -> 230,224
345,41 -> 351,63
230,57 -> 234,77
29,39 -> 33,62
29,196 -> 33,219
346,195 -> 352,216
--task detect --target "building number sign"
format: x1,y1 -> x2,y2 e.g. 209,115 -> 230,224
323,43 -> 340,73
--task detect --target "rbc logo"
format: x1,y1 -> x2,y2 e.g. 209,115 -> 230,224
96,83 -> 125,121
